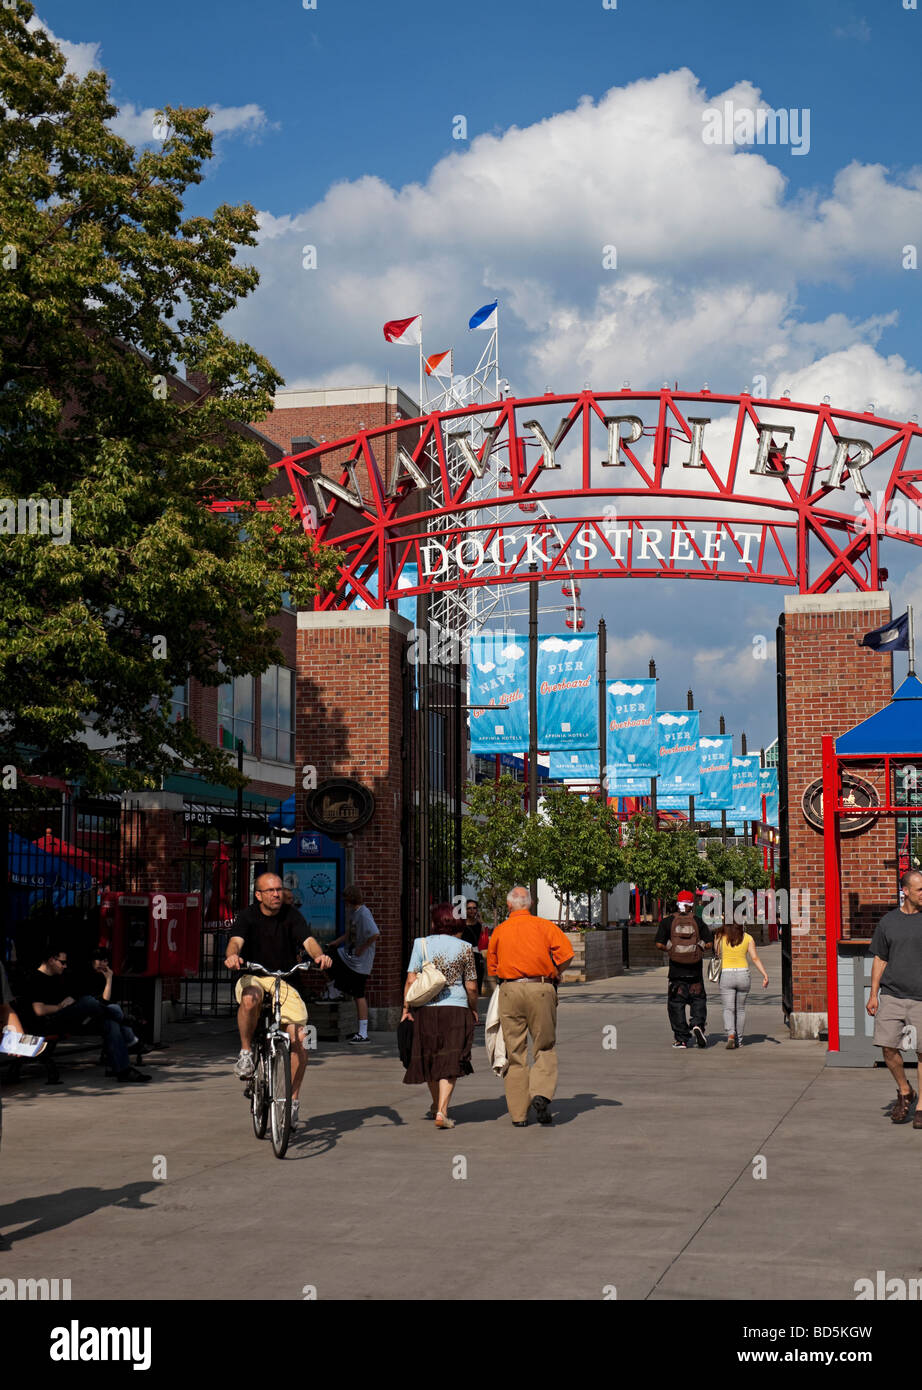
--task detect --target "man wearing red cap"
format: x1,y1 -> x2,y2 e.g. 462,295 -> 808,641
655,890 -> 714,1048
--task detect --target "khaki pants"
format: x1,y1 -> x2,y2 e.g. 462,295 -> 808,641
498,981 -> 559,1122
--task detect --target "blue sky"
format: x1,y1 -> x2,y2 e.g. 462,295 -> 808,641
34,1 -> 922,747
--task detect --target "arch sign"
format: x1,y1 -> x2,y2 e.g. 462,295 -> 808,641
262,389 -> 922,608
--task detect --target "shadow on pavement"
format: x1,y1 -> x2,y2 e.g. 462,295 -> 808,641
0,1182 -> 160,1245
287,1105 -> 406,1158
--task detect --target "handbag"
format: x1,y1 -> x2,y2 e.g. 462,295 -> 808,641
707,938 -> 722,983
405,938 -> 447,1006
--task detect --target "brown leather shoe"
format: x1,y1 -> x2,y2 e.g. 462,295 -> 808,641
913,1104 -> 922,1130
892,1087 -> 917,1123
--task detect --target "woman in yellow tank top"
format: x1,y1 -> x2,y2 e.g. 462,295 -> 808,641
714,924 -> 769,1048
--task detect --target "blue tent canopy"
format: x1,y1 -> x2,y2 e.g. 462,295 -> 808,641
5,830 -> 95,922
267,795 -> 296,831
835,676 -> 922,755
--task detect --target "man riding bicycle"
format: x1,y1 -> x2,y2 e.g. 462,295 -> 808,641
225,871 -> 332,1128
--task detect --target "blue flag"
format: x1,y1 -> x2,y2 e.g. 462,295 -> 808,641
656,711 -> 700,795
537,635 -> 598,750
759,767 -> 779,824
731,754 -> 762,819
550,749 -> 600,780
860,612 -> 909,652
698,735 -> 733,813
468,300 -> 498,331
606,679 -> 657,779
468,633 -> 529,753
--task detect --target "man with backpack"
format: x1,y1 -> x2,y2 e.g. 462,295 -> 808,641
655,890 -> 714,1049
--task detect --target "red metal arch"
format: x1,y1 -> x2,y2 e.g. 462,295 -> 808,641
221,389 -> 922,608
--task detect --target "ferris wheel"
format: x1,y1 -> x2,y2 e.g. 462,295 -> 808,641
419,325 -> 582,642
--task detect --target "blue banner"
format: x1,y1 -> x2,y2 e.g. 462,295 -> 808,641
606,679 -> 657,778
759,767 -> 779,824
608,773 -> 652,799
550,749 -> 600,780
656,711 -> 700,795
731,754 -> 762,819
698,734 -> 733,814
656,792 -> 692,811
468,633 -> 529,753
536,635 -> 598,750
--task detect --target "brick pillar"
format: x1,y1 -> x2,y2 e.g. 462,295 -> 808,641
121,793 -> 186,892
296,610 -> 411,1024
783,593 -> 894,1036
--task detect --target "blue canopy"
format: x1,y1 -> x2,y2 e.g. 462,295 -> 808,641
5,830 -> 96,925
835,675 -> 922,755
267,795 -> 296,831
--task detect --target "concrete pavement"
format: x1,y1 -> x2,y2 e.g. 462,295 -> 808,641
1,943 -> 918,1302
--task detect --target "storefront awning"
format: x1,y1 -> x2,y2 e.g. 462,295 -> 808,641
835,676 -> 922,755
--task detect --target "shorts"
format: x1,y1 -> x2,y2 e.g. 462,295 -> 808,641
330,952 -> 369,999
234,975 -> 308,1027
872,992 -> 922,1050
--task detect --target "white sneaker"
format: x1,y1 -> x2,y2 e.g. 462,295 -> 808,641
234,1050 -> 255,1079
291,1100 -> 300,1128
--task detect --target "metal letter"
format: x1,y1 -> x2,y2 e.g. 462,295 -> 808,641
388,446 -> 430,497
601,416 -> 644,467
826,436 -> 874,498
446,425 -> 500,480
312,464 -> 365,517
751,425 -> 794,481
522,417 -> 570,470
682,417 -> 711,469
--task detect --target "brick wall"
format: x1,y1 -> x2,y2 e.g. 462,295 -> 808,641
295,610 -> 412,1014
783,594 -> 894,1020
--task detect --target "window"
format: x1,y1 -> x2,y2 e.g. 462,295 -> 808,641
260,666 -> 294,762
169,681 -> 189,723
218,675 -> 254,753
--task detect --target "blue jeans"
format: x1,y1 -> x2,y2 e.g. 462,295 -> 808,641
51,996 -> 130,1075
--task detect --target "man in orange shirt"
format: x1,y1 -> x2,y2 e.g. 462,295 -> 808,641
487,886 -> 574,1126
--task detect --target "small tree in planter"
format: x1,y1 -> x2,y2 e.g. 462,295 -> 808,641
462,775 -> 541,926
525,790 -> 627,928
621,814 -> 704,913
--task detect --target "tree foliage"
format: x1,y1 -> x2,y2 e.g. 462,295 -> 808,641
702,839 -> 770,894
0,6 -> 341,793
526,790 -> 626,924
462,776 -> 541,925
621,814 -> 704,904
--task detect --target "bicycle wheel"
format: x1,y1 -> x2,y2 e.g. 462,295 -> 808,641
251,1046 -> 269,1139
269,1037 -> 292,1158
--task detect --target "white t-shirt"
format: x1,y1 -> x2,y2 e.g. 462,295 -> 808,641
339,904 -> 379,976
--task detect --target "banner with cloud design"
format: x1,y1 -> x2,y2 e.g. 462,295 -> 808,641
697,733 -> 734,814
605,678 -> 657,779
730,754 -> 762,820
536,635 -> 598,751
468,633 -> 529,752
656,711 -> 700,795
759,766 -> 779,824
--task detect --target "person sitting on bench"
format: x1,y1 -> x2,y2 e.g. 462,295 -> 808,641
28,944 -> 150,1084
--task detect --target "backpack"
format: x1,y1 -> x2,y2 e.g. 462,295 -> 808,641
668,912 -> 702,964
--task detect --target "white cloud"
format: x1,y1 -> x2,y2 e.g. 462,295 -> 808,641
28,16 -> 102,78
608,680 -> 645,696
475,661 -> 495,673
540,637 -> 583,652
499,643 -> 524,660
109,102 -> 269,148
226,68 -> 922,404
658,713 -> 689,725
699,737 -> 725,748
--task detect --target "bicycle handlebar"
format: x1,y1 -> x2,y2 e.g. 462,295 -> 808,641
241,961 -> 323,976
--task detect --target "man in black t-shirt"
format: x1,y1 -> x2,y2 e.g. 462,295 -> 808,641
867,869 -> 922,1125
655,891 -> 713,1049
224,872 -> 332,1127
27,945 -> 150,1083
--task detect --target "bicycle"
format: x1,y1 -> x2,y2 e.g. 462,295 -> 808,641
240,960 -> 319,1158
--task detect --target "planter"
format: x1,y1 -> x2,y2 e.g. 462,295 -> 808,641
561,929 -> 626,983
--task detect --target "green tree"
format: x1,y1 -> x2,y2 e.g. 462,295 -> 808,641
0,7 -> 341,793
526,790 -> 626,926
462,776 -> 540,925
702,839 -> 769,895
621,814 -> 704,906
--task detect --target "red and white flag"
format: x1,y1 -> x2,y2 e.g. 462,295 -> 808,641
424,349 -> 452,378
383,315 -> 422,346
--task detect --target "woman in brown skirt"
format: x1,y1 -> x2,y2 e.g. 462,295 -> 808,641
401,903 -> 479,1129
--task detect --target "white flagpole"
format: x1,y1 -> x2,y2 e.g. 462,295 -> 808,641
909,605 -> 916,677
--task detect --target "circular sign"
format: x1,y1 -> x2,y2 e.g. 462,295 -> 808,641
304,779 -> 375,835
801,773 -> 880,835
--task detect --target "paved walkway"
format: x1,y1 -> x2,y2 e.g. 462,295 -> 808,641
0,944 -> 916,1301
